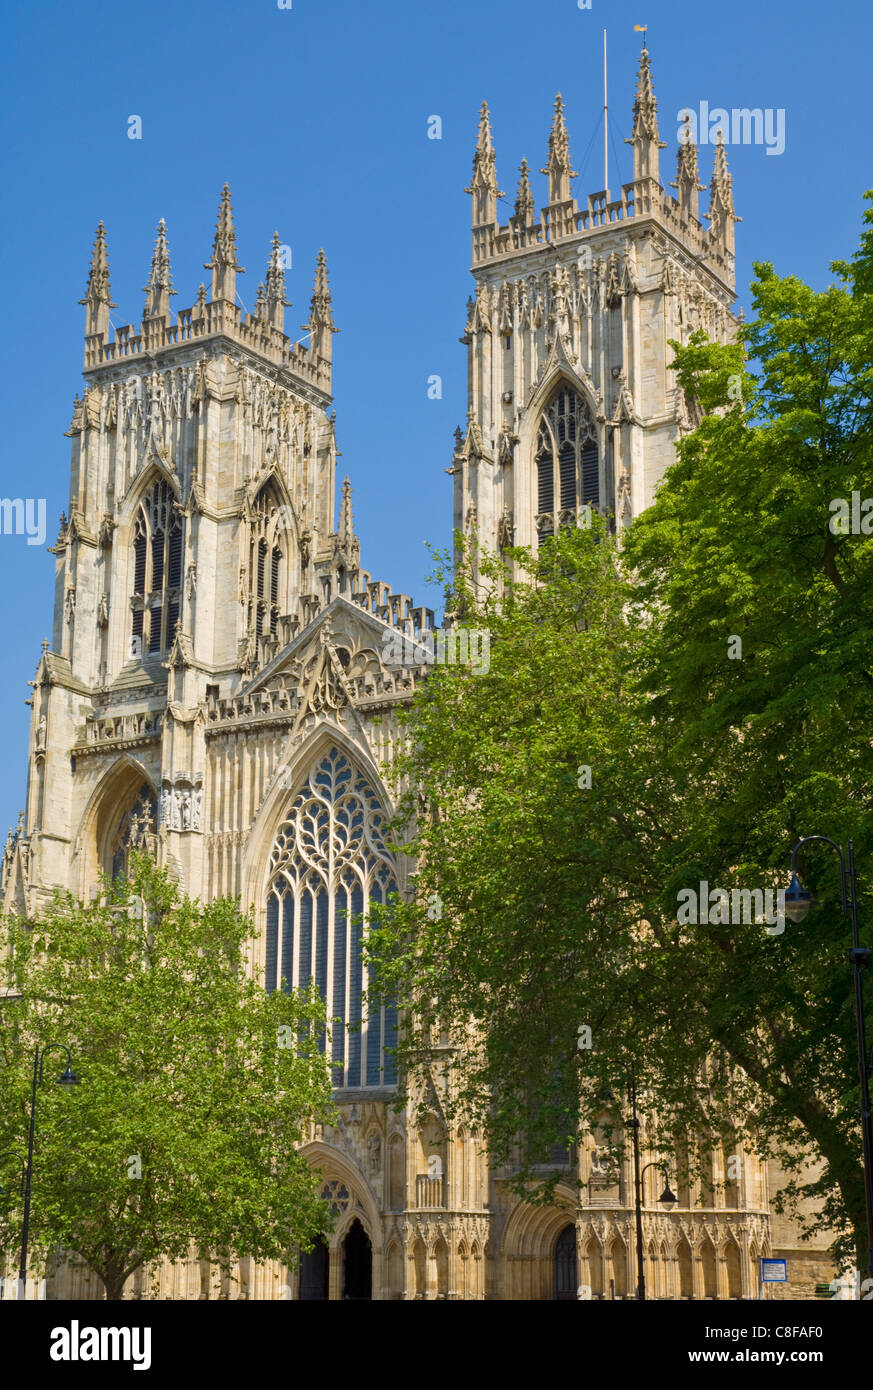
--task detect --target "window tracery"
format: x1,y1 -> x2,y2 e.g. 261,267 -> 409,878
249,487 -> 285,641
265,745 -> 398,1088
107,782 -> 157,881
130,480 -> 182,655
534,384 -> 599,539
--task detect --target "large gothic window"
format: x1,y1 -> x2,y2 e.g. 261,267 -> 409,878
130,481 -> 182,656
535,384 -> 599,540
106,782 -> 157,881
249,488 -> 285,641
265,746 -> 398,1088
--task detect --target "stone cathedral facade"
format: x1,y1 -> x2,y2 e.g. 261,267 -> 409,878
2,47 -> 834,1299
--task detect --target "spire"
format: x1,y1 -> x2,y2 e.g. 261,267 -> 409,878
465,101 -> 503,228
541,94 -> 577,206
304,249 -> 337,369
338,475 -> 355,552
512,158 -> 535,227
671,112 -> 705,222
625,44 -> 667,183
142,218 -> 176,320
79,222 -> 115,338
706,130 -> 740,261
253,282 -> 267,320
265,230 -> 289,332
204,183 -> 244,304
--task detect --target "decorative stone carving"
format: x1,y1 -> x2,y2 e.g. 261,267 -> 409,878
160,773 -> 204,832
367,1133 -> 382,1174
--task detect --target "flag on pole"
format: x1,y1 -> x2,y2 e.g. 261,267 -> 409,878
634,24 -> 647,32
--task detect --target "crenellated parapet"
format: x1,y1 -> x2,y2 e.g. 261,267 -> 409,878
81,187 -> 334,397
469,45 -> 737,294
457,42 -> 740,584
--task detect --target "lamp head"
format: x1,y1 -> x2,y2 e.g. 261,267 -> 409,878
57,1063 -> 79,1086
659,1182 -> 678,1207
784,871 -> 816,923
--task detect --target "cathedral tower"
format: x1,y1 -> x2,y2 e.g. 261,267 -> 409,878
453,43 -> 739,573
1,53 -> 831,1302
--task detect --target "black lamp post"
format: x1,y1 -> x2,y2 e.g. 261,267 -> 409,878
785,836 -> 873,1282
18,1043 -> 79,1301
628,1063 -> 677,1301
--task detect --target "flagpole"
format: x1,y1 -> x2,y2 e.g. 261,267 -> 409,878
603,29 -> 609,203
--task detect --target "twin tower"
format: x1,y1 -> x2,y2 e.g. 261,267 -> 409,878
0,42 -> 772,1307
4,35 -> 740,958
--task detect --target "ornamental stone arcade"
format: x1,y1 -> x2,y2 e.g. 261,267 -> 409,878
1,47 -> 835,1300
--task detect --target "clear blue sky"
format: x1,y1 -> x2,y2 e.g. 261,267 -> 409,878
0,0 -> 869,836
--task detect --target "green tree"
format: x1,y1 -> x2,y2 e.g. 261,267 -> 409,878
369,194 -> 873,1270
622,193 -> 873,1269
0,855 -> 333,1299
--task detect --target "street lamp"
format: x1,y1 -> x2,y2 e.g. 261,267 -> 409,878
785,836 -> 873,1281
18,1043 -> 79,1301
628,1062 -> 677,1301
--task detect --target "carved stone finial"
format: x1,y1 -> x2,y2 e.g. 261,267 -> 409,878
706,131 -> 741,256
79,222 -> 116,338
512,157 -> 535,226
303,249 -> 337,368
541,93 -> 577,205
265,230 -> 290,332
338,475 -> 356,554
625,44 -> 667,183
465,99 -> 504,228
142,218 -> 176,320
671,113 -> 705,221
204,183 -> 244,304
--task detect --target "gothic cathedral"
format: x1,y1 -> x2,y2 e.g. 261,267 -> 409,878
1,47 -> 833,1299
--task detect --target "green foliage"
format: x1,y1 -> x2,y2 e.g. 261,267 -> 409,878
0,855 -> 334,1298
369,194 -> 873,1269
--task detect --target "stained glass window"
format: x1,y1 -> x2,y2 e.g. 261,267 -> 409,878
265,746 -> 398,1088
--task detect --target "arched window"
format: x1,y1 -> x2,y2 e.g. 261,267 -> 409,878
265,745 -> 398,1088
130,480 -> 182,656
249,488 -> 285,641
534,384 -> 599,539
106,781 -> 157,881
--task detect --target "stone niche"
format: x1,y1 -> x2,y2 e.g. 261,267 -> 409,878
160,772 -> 204,832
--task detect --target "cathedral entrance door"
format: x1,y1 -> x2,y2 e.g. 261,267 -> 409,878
554,1224 -> 578,1301
299,1234 -> 329,1300
341,1219 -> 372,1300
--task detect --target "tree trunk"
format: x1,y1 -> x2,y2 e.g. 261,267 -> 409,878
102,1264 -> 128,1300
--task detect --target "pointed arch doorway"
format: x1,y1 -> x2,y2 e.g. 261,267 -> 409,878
554,1223 -> 578,1300
342,1219 -> 372,1300
299,1234 -> 329,1300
